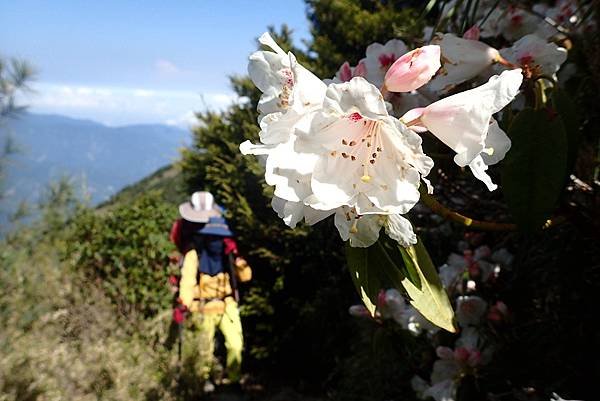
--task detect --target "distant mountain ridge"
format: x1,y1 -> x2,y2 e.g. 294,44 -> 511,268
1,112 -> 190,225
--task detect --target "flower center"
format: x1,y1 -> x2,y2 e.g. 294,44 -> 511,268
333,113 -> 385,184
518,53 -> 534,67
279,68 -> 294,108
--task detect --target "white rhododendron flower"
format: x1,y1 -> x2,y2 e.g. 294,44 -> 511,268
456,295 -> 488,327
499,34 -> 567,77
377,289 -> 439,334
533,0 -> 591,39
248,32 -> 327,145
331,60 -> 367,83
384,45 -> 441,92
480,6 -> 542,41
404,69 -> 523,190
298,77 -> 433,215
428,33 -> 502,93
363,38 -> 408,88
414,327 -> 488,401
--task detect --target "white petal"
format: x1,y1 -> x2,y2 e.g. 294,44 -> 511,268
456,296 -> 488,327
411,375 -> 430,399
311,155 -> 357,210
439,263 -> 465,290
422,69 -> 522,167
455,326 -> 480,350
481,119 -> 511,165
259,111 -> 298,145
334,209 -> 383,248
322,77 -> 388,119
385,214 -> 417,247
271,197 -> 305,228
428,33 -> 500,92
240,140 -> 273,155
271,197 -> 333,228
468,155 -> 497,191
423,379 -> 457,401
303,206 -> 334,226
422,177 -> 434,194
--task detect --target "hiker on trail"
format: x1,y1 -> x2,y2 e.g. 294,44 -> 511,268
171,191 -> 252,390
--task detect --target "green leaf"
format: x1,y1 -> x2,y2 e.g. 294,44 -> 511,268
345,235 -> 412,316
345,243 -> 382,316
502,108 -> 568,231
378,234 -> 421,290
551,88 -> 580,173
346,237 -> 455,332
400,239 -> 456,333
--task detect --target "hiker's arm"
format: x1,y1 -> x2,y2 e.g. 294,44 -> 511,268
179,250 -> 198,308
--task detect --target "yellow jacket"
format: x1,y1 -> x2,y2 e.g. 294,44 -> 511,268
179,249 -> 251,313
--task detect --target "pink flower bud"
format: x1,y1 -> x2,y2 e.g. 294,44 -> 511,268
463,25 -> 481,40
338,62 -> 353,82
348,305 -> 371,318
384,45 -> 441,92
354,60 -> 367,78
377,289 -> 387,309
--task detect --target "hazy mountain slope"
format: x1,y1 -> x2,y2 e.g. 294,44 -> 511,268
98,163 -> 188,211
0,113 -> 190,229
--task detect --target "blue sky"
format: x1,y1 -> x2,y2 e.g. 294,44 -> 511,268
0,0 -> 310,126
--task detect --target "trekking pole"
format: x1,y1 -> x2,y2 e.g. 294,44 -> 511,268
177,322 -> 183,364
228,253 -> 240,302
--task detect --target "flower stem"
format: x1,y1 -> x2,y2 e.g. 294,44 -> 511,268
380,84 -> 389,98
419,188 -> 517,231
418,186 -> 565,231
496,56 -> 518,69
404,117 -> 422,127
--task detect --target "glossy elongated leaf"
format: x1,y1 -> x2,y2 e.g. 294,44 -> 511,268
346,237 -> 455,332
378,234 -> 421,290
400,239 -> 456,333
502,108 -> 568,231
552,88 -> 580,173
345,243 -> 382,316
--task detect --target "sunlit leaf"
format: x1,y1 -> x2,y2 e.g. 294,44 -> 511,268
345,243 -> 381,316
400,239 -> 456,333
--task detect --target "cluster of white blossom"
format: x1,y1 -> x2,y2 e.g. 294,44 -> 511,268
410,245 -> 513,401
349,242 -> 514,401
240,0 -> 570,248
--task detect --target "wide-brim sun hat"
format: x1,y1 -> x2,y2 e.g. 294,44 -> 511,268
178,191 -> 221,223
198,216 -> 233,237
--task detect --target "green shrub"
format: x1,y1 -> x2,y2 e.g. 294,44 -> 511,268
69,192 -> 177,318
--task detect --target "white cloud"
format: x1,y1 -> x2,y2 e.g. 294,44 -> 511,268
155,59 -> 180,75
23,82 -> 237,128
